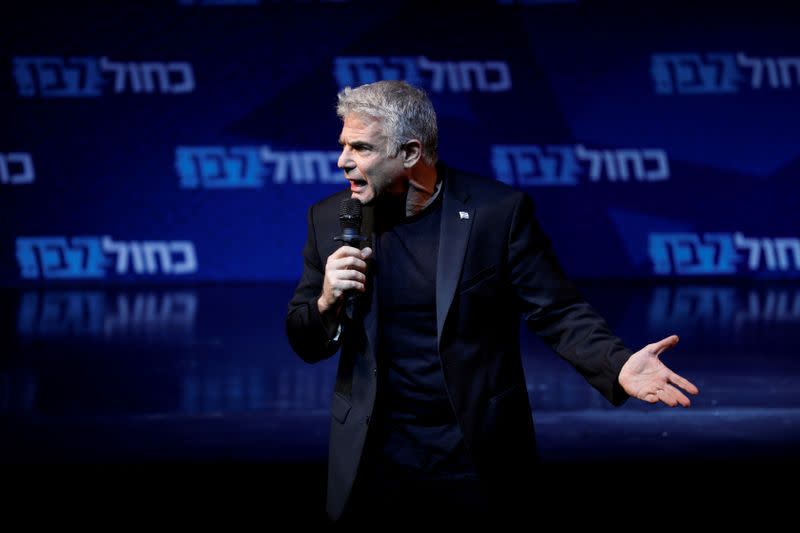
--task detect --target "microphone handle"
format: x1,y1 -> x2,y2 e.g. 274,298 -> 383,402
335,230 -> 366,321
344,292 -> 358,321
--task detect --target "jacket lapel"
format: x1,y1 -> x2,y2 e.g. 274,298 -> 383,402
361,203 -> 379,360
436,169 -> 472,351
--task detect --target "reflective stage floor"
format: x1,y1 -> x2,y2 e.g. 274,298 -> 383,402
2,281 -> 798,523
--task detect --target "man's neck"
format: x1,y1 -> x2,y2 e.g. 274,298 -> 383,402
405,163 -> 439,217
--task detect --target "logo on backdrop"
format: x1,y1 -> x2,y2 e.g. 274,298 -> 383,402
16,237 -> 198,279
0,152 -> 34,185
175,145 -> 342,188
334,56 -> 512,92
649,232 -> 800,275
491,144 -> 669,186
13,56 -> 195,98
651,52 -> 800,94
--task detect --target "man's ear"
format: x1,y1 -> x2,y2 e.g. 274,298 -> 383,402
401,140 -> 423,168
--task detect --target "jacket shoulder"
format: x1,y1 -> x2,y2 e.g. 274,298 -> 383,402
308,189 -> 351,218
446,165 -> 528,206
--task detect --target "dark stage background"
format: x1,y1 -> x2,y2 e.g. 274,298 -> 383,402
1,0 -> 798,524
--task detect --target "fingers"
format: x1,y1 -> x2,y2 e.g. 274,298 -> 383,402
329,246 -> 371,273
642,392 -> 659,404
669,372 -> 699,396
652,334 -> 679,355
657,384 -> 692,407
331,246 -> 372,259
326,247 -> 370,291
320,246 -> 372,310
330,256 -> 368,272
326,268 -> 367,293
336,268 -> 367,285
333,278 -> 366,293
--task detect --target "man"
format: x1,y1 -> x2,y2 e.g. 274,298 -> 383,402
286,80 -> 698,524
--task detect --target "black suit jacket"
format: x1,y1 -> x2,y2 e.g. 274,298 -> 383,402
286,163 -> 632,520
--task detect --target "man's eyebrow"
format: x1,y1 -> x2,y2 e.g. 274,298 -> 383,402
339,139 -> 373,148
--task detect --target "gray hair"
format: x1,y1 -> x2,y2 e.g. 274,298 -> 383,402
336,80 -> 438,165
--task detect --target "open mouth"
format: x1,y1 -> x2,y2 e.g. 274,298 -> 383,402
349,178 -> 368,192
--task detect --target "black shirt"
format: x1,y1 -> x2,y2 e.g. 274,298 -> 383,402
369,187 -> 476,480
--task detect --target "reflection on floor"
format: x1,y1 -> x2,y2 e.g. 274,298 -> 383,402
2,281 -> 799,522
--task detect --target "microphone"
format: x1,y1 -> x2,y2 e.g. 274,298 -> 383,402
336,198 -> 367,320
337,198 -> 364,248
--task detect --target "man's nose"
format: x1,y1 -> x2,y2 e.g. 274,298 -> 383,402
337,147 -> 352,170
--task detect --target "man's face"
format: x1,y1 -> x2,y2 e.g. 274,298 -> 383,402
338,114 -> 406,204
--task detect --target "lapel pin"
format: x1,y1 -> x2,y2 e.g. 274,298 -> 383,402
459,211 -> 469,220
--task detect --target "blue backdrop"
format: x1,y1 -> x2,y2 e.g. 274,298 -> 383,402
3,0 -> 799,285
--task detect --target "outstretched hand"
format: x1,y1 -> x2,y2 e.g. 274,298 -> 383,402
618,335 -> 699,407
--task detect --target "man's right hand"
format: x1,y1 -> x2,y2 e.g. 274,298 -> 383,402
318,246 -> 372,316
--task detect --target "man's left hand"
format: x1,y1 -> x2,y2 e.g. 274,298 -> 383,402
618,335 -> 699,407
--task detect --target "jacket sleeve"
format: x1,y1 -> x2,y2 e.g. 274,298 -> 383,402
507,192 -> 632,406
285,204 -> 341,363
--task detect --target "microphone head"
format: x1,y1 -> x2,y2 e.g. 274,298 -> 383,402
339,198 -> 363,231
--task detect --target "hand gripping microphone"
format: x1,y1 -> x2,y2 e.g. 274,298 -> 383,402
336,198 -> 367,320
